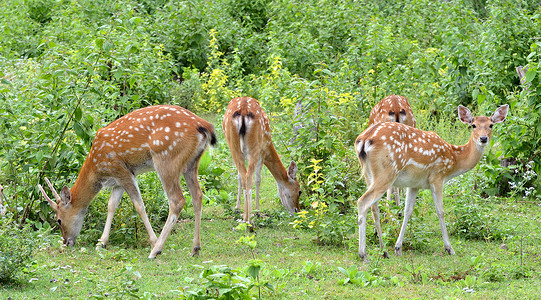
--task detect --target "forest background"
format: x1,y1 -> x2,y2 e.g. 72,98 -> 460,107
0,0 -> 540,298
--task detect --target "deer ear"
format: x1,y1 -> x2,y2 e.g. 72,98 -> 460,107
288,161 -> 298,180
458,105 -> 473,124
59,186 -> 72,206
491,104 -> 509,124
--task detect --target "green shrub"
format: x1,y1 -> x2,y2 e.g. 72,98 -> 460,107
0,218 -> 38,283
451,196 -> 510,241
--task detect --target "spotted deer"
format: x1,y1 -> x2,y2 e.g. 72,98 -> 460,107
369,95 -> 417,207
223,97 -> 301,223
355,104 -> 509,260
39,105 -> 216,259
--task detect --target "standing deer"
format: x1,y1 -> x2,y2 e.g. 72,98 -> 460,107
223,97 -> 301,223
369,95 -> 417,206
355,104 -> 508,260
39,105 -> 216,259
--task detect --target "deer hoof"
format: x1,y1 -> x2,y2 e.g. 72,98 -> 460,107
383,251 -> 390,259
191,246 -> 201,257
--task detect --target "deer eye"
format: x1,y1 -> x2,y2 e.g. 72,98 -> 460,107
57,219 -> 62,226
489,124 -> 493,128
471,124 -> 477,129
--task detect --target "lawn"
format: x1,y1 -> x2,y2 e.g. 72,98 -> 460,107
2,169 -> 540,299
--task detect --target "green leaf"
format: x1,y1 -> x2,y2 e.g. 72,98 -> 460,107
74,107 -> 82,121
525,67 -> 537,82
95,38 -> 104,50
246,265 -> 260,279
73,122 -> 85,139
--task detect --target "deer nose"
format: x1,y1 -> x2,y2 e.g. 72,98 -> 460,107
64,237 -> 76,246
480,136 -> 488,144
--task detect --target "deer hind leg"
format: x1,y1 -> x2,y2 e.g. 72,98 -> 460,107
98,186 -> 124,248
149,159 -> 185,259
242,156 -> 261,224
254,157 -> 263,211
394,187 -> 419,256
230,146 -> 248,215
236,171 -> 243,210
183,158 -> 204,256
357,181 -> 391,261
119,174 -> 158,248
370,203 -> 389,258
430,182 -> 455,255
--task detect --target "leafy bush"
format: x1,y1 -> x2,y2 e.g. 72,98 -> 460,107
451,196 -> 510,241
0,218 -> 39,283
179,263 -> 273,299
2,0 -> 541,239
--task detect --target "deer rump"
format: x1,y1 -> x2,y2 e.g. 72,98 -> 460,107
231,110 -> 265,160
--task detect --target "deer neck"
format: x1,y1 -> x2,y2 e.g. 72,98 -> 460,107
451,134 -> 486,177
69,161 -> 101,210
263,144 -> 289,184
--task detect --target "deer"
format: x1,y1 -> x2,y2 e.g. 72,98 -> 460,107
368,95 -> 417,207
223,97 -> 301,224
38,105 -> 217,259
355,104 -> 509,260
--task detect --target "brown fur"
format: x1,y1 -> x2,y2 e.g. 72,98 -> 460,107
40,105 -> 216,258
223,97 -> 300,223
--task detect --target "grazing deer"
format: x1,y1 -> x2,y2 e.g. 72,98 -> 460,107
355,104 -> 508,260
39,105 -> 217,259
223,97 -> 301,223
369,95 -> 417,207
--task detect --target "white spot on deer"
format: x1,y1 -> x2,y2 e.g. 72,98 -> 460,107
176,122 -> 181,128
165,127 -> 170,133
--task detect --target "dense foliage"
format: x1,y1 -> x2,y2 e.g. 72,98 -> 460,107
0,0 -> 540,250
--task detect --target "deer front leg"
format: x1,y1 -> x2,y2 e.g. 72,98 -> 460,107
98,186 -> 124,248
121,176 -> 158,248
394,187 -> 419,256
430,183 -> 455,255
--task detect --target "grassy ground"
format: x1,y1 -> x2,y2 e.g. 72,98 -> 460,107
1,167 -> 540,299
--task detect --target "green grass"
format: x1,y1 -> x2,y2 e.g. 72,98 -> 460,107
1,168 -> 540,299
